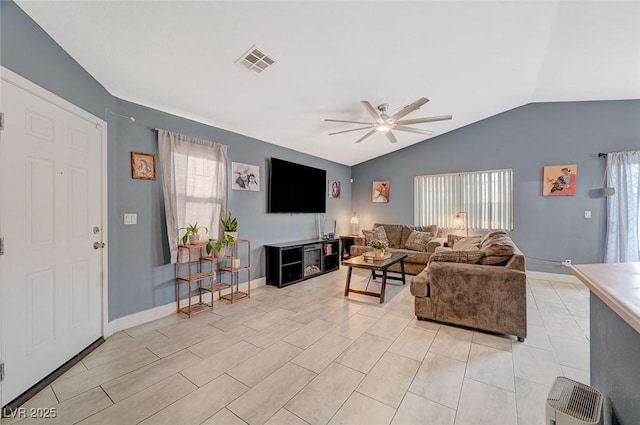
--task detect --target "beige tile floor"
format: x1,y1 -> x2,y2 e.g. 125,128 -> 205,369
4,269 -> 590,425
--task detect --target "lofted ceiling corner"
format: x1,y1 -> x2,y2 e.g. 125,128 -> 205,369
14,1 -> 640,166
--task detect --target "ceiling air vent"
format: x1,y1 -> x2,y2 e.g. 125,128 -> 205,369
236,45 -> 276,74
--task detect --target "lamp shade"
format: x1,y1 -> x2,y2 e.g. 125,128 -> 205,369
350,213 -> 359,224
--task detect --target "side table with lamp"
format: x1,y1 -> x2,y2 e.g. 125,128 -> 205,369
340,212 -> 360,261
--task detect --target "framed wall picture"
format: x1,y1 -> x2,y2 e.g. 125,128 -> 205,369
372,180 -> 390,203
543,164 -> 577,196
328,180 -> 341,198
131,152 -> 156,180
232,162 -> 260,191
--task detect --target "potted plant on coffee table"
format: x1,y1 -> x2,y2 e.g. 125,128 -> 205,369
180,223 -> 208,245
369,239 -> 389,257
221,212 -> 238,240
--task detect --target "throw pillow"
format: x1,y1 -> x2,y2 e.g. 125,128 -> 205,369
404,230 -> 434,252
430,250 -> 484,264
362,226 -> 389,245
479,231 -> 515,265
453,236 -> 482,251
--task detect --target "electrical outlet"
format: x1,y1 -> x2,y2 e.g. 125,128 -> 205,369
124,213 -> 137,225
585,210 -> 592,219
562,259 -> 572,266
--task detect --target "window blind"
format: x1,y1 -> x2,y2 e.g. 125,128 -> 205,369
414,169 -> 513,230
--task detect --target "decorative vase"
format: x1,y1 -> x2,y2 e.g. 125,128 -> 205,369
214,247 -> 226,259
373,248 -> 384,257
188,234 -> 200,244
224,231 -> 238,240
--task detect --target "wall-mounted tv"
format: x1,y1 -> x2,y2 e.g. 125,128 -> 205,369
268,157 -> 326,213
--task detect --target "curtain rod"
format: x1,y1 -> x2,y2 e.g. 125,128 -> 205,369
598,153 -> 608,158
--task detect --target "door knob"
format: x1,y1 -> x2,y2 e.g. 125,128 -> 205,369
93,242 -> 105,249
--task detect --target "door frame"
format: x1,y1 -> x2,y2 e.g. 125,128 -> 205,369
0,66 -> 109,338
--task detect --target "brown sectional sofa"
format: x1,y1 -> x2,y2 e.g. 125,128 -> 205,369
350,223 -> 443,275
410,231 -> 527,341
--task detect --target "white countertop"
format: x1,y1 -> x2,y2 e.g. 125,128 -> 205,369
570,262 -> 640,334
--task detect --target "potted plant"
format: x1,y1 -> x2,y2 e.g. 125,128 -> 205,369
369,239 -> 389,257
180,223 -> 208,245
221,212 -> 238,240
206,234 -> 235,259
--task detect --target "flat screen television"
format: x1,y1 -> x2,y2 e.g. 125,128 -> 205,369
268,158 -> 326,213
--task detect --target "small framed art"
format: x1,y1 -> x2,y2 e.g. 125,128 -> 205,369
131,152 -> 156,180
232,162 -> 260,191
543,164 -> 577,196
328,180 -> 341,198
372,181 -> 390,203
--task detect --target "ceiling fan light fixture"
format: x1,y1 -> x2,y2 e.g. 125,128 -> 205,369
376,124 -> 390,132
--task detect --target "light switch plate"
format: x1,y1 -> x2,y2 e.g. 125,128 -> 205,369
124,213 -> 137,225
584,210 -> 592,219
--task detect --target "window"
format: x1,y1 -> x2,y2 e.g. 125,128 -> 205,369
158,130 -> 229,263
414,169 -> 513,230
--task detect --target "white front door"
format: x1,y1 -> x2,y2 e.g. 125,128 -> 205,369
0,70 -> 105,406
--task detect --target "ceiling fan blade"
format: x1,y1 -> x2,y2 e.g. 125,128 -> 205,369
354,128 -> 377,144
328,125 -> 375,136
360,101 -> 385,124
394,126 -> 435,136
385,130 -> 399,144
325,119 -> 375,125
396,115 -> 453,125
389,97 -> 429,122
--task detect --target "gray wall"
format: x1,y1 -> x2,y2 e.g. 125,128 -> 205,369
1,1 -> 351,320
352,101 -> 640,273
111,99 -> 351,320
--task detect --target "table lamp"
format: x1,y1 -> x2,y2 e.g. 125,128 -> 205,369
350,212 -> 359,235
454,211 -> 468,237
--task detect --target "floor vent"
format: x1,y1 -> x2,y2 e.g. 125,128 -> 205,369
546,376 -> 603,425
236,45 -> 275,74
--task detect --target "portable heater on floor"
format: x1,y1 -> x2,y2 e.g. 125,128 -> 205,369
546,376 -> 603,425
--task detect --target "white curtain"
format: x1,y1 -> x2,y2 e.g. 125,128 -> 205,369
605,150 -> 640,263
158,129 -> 228,263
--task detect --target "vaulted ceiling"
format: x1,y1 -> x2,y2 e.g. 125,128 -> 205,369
16,1 -> 640,165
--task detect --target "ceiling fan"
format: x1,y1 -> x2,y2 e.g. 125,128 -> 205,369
325,97 -> 452,144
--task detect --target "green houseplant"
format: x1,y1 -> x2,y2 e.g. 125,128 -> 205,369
180,223 -> 208,245
206,234 -> 235,258
221,212 -> 238,239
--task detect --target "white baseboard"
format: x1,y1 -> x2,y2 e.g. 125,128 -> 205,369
526,270 -> 580,284
105,277 -> 266,337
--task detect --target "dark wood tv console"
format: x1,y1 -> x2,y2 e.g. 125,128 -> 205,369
265,238 -> 340,288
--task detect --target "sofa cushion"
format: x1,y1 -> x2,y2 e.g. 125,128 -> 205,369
404,230 -> 434,252
362,226 -> 389,245
402,225 -> 438,247
373,224 -> 405,248
453,236 -> 481,251
430,250 -> 484,264
479,231 -> 515,265
388,248 -> 432,265
480,230 -> 509,246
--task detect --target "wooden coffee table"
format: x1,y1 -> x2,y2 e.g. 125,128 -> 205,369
342,252 -> 408,303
